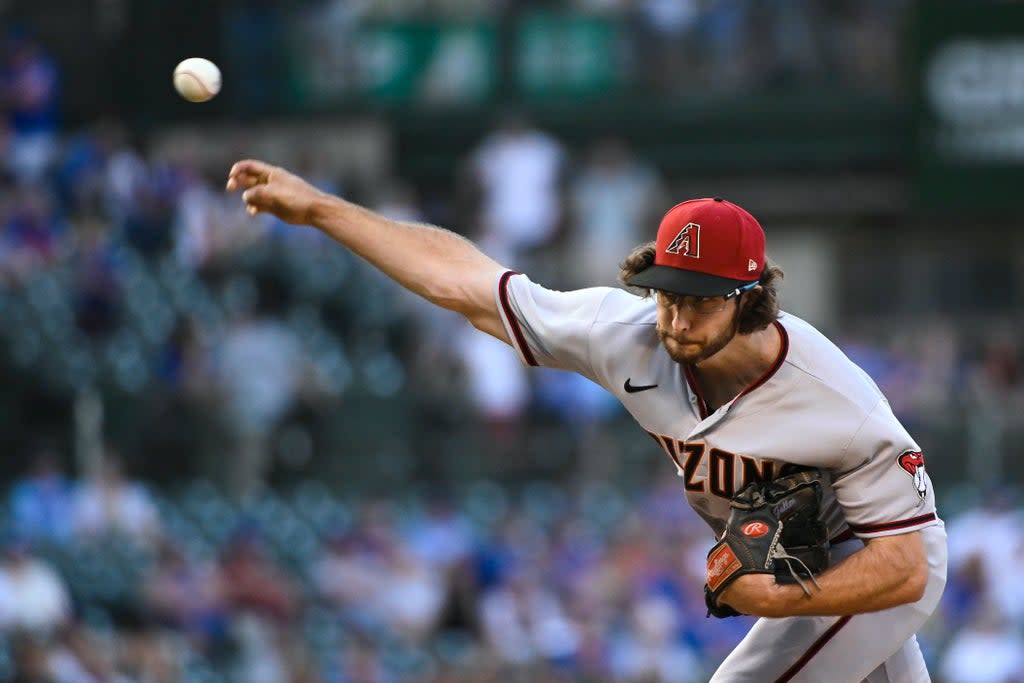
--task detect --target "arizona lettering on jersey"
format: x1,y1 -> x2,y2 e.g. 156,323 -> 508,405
647,438 -> 779,499
494,271 -> 939,541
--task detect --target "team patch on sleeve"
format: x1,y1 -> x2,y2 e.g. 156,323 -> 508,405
706,543 -> 742,592
897,449 -> 928,500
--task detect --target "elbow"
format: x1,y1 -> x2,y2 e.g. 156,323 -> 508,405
428,277 -> 492,318
905,573 -> 929,602
420,281 -> 463,312
913,569 -> 929,602
874,530 -> 930,606
896,560 -> 929,605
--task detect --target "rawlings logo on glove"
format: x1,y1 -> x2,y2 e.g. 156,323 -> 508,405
704,467 -> 830,618
706,544 -> 744,592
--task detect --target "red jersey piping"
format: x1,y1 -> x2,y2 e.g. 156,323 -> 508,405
498,271 -> 538,367
848,513 -> 937,535
774,616 -> 852,682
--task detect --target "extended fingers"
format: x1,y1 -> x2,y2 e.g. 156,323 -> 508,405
229,159 -> 272,178
226,159 -> 272,191
227,173 -> 259,192
241,184 -> 269,206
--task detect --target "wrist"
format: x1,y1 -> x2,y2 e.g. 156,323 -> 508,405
767,581 -> 791,616
763,581 -> 810,617
305,192 -> 334,227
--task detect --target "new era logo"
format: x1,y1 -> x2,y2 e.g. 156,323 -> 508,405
748,259 -> 757,272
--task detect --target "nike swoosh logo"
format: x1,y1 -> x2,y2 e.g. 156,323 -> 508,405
624,378 -> 658,393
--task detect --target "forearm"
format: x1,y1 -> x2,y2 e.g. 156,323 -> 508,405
308,194 -> 505,320
756,532 -> 928,617
228,159 -> 511,337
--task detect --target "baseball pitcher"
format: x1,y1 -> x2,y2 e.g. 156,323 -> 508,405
227,160 -> 946,683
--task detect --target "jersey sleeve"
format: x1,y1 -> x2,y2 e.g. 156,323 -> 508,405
831,399 -> 939,538
494,271 -> 614,379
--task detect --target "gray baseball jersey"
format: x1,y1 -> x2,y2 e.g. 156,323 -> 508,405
495,272 -> 948,683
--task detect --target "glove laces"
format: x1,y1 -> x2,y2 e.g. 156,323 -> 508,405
772,549 -> 822,597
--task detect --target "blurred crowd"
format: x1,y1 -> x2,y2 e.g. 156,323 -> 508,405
1,8 -> 1023,683
3,445 -> 1023,683
0,447 -> 735,683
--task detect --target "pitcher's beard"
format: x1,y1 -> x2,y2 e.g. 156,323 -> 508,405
658,306 -> 741,365
659,327 -> 734,364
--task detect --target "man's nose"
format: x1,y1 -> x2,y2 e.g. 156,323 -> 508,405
669,304 -> 693,331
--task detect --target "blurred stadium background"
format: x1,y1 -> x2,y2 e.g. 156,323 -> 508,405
0,1 -> 1022,682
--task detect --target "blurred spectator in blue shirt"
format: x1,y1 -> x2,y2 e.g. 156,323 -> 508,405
404,494 -> 473,575
1,29 -> 60,185
0,185 -> 65,285
55,118 -> 126,216
8,445 -> 74,546
945,487 -> 1024,625
68,212 -> 122,339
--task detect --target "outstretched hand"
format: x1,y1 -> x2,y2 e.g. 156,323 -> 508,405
226,159 -> 326,225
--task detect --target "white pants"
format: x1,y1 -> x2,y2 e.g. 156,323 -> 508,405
710,524 -> 947,683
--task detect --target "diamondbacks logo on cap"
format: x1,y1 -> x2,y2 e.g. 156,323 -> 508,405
665,222 -> 700,258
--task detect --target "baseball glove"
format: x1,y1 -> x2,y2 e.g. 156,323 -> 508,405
704,467 -> 830,618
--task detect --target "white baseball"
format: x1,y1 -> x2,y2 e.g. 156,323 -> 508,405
173,57 -> 221,103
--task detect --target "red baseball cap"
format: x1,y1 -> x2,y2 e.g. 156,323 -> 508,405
626,197 -> 765,297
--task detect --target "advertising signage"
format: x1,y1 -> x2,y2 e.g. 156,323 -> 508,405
915,1 -> 1024,210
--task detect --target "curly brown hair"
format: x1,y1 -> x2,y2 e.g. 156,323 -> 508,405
618,241 -> 784,333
